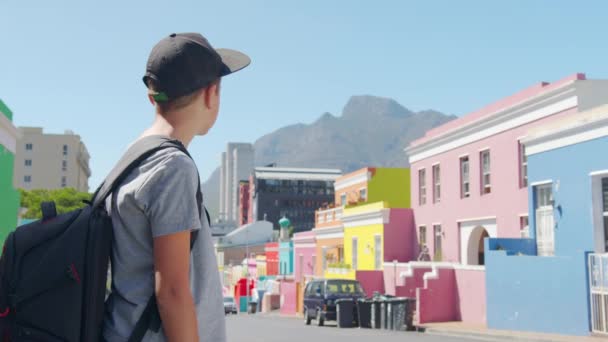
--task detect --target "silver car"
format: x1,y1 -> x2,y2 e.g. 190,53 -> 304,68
224,297 -> 238,315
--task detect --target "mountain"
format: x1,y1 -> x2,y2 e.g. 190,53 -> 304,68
202,95 -> 456,219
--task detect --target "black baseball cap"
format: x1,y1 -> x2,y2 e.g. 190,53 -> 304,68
143,33 -> 250,102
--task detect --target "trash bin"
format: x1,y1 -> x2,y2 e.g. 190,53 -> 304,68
356,299 -> 372,328
372,298 -> 386,329
405,298 -> 417,331
248,301 -> 258,314
382,297 -> 416,331
380,300 -> 387,329
387,298 -> 407,331
336,298 -> 355,328
370,298 -> 380,329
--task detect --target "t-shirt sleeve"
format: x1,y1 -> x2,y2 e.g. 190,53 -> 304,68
135,152 -> 202,238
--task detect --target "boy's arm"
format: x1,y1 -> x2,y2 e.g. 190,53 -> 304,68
154,230 -> 199,342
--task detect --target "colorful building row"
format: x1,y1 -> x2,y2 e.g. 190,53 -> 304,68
221,73 -> 608,337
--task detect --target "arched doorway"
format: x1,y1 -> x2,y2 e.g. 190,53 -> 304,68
467,226 -> 490,266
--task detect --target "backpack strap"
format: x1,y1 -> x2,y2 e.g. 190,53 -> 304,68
91,135 -> 208,342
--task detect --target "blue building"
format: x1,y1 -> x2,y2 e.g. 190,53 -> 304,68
279,241 -> 294,276
486,104 -> 608,336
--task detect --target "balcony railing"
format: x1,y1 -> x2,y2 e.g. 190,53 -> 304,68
315,206 -> 343,225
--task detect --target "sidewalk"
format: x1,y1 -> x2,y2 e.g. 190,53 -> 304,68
420,322 -> 608,342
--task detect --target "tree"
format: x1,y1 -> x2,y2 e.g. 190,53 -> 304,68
19,188 -> 92,219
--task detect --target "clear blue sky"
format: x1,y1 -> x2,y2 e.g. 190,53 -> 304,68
2,1 -> 607,189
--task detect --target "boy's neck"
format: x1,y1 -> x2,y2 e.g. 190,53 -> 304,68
142,113 -> 198,147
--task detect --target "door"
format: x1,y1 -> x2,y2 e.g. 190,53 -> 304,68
535,184 -> 555,256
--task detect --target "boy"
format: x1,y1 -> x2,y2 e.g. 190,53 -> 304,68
103,33 -> 250,342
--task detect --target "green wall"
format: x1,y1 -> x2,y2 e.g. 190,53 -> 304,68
0,100 -> 13,120
0,99 -> 20,242
367,168 -> 411,208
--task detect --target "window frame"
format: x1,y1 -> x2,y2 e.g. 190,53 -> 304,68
519,141 -> 528,188
418,168 -> 427,206
433,224 -> 442,261
419,225 -> 427,247
432,164 -> 441,203
460,156 -> 470,198
374,234 -> 382,270
480,150 -> 492,194
359,188 -> 367,201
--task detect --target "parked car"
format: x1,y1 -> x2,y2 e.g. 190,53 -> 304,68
224,296 -> 238,315
303,279 -> 366,326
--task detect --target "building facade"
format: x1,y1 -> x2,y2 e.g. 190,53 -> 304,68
219,143 -> 254,223
14,127 -> 91,192
265,242 -> 279,276
407,74 -> 608,265
249,166 -> 342,232
0,99 -> 20,242
238,181 -> 250,226
279,241 -> 294,276
401,73 -> 608,325
486,104 -> 608,336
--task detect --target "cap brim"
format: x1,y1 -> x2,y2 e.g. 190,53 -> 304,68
216,48 -> 251,77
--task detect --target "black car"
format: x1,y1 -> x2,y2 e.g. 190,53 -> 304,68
303,279 -> 366,326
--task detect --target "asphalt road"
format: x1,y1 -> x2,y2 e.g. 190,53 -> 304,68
225,313 -> 485,342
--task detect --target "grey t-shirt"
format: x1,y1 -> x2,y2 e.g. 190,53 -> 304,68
102,147 -> 226,342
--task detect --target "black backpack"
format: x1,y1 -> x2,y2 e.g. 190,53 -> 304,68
0,136 -> 208,342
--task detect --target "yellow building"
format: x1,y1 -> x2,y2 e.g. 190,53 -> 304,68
315,167 -> 412,280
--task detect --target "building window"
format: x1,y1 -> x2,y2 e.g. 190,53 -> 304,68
419,226 -> 427,247
61,176 -> 67,188
25,143 -> 33,151
359,188 -> 367,201
433,224 -> 442,261
24,175 -> 31,183
520,216 -> 529,238
432,164 -> 441,203
351,237 -> 358,270
418,169 -> 426,205
374,235 -> 382,270
480,150 -> 491,194
340,193 -> 347,205
25,159 -> 32,167
519,142 -> 528,188
460,156 -> 470,198
63,145 -> 68,156
62,160 -> 67,172
535,184 -> 554,256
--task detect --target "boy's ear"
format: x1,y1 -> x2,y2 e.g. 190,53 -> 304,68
203,84 -> 216,109
148,94 -> 156,106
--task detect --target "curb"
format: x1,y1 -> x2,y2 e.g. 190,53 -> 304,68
421,327 -> 603,342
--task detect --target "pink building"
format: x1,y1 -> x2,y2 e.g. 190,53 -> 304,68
293,231 -> 317,315
293,231 -> 316,283
399,73 -> 608,325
